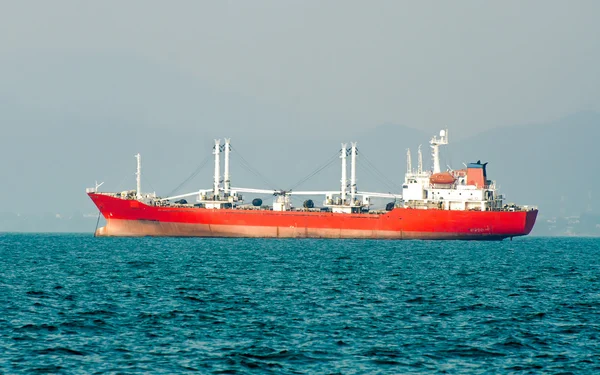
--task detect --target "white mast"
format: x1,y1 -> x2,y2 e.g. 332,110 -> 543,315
350,142 -> 357,205
213,139 -> 221,199
135,153 -> 141,200
340,143 -> 347,202
417,145 -> 423,174
430,129 -> 448,174
224,138 -> 231,195
406,148 -> 412,174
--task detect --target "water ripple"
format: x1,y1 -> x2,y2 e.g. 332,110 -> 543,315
0,234 -> 599,373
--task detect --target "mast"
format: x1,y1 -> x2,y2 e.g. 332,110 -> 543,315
213,139 -> 221,199
417,145 -> 423,174
430,129 -> 448,174
224,138 -> 231,195
431,144 -> 440,174
350,142 -> 357,205
340,143 -> 347,202
406,148 -> 412,174
135,153 -> 141,200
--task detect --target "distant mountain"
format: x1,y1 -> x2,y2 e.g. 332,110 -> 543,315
1,51 -> 596,227
1,108 -> 595,224
333,111 -> 597,218
454,111 -> 598,217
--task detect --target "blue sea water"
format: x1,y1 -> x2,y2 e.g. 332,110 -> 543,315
0,234 -> 599,374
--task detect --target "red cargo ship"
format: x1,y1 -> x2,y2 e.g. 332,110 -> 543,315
87,130 -> 537,240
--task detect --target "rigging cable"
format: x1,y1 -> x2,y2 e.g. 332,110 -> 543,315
356,162 -> 399,193
115,171 -> 134,192
231,147 -> 277,189
287,151 -> 340,191
166,154 -> 212,197
358,151 -> 403,191
142,175 -> 157,196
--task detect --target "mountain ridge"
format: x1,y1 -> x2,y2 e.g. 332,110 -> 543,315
1,52 -> 595,221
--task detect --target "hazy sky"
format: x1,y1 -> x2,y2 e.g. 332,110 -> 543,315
2,0 -> 599,137
1,1 -> 599,218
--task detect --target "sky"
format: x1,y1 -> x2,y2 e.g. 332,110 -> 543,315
0,1 -> 599,218
1,0 -> 599,138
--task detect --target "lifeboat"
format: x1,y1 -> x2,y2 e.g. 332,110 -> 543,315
429,172 -> 456,185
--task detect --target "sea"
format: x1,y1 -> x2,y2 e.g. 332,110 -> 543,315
0,234 -> 599,374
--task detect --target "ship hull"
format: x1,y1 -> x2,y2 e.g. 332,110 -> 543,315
89,193 -> 537,240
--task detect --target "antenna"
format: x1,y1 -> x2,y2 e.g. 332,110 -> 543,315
135,153 -> 141,200
406,148 -> 412,174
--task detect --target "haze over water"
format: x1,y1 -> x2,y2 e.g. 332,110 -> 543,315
1,234 -> 599,373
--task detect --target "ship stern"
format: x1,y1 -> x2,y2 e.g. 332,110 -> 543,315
523,209 -> 538,236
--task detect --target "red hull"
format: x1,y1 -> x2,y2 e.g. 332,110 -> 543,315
88,193 -> 537,240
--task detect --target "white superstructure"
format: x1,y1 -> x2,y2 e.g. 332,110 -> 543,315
402,129 -> 507,212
